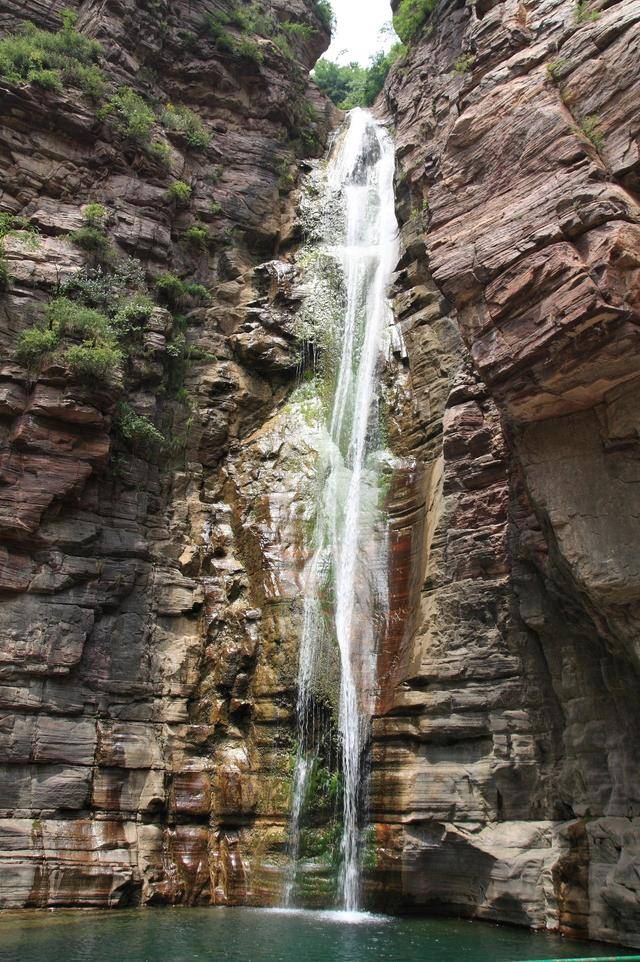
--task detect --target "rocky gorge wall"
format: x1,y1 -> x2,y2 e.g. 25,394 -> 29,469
368,0 -> 640,948
0,0 -> 339,908
0,0 -> 639,951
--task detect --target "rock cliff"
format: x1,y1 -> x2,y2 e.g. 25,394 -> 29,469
369,0 -> 640,948
0,0 -> 639,950
0,0 -> 336,908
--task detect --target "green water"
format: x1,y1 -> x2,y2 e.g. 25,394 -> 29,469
0,907 -> 637,962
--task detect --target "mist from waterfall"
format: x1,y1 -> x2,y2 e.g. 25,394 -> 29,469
284,108 -> 399,913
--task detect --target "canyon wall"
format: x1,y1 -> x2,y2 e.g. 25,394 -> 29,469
369,0 -> 640,948
0,0 -> 337,908
0,0 -> 639,949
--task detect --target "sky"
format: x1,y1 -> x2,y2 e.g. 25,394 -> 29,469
325,0 -> 396,66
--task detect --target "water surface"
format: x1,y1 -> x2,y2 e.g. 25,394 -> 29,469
0,906 -> 637,962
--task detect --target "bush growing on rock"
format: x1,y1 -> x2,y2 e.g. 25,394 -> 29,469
0,9 -> 105,97
64,342 -> 122,383
183,223 -> 210,251
15,327 -> 59,368
70,224 -> 112,256
161,104 -> 211,151
393,0 -> 437,43
314,0 -> 335,30
115,403 -> 165,454
82,203 -> 108,228
167,180 -> 192,204
101,86 -> 155,142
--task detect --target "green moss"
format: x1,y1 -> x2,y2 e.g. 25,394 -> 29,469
577,114 -> 604,150
546,57 -> 569,81
452,53 -> 475,75
0,255 -> 9,291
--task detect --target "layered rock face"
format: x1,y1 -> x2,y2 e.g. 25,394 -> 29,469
369,0 -> 640,947
0,0 -> 336,907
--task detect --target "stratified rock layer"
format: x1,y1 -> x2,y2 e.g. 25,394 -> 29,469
368,0 -> 640,947
0,0 -> 336,909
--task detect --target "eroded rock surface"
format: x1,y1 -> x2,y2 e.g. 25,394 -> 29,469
0,0 -> 336,909
370,0 -> 640,947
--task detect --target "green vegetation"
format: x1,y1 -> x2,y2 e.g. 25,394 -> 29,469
167,180 -> 192,204
15,296 -> 122,384
200,3 -> 324,64
61,258 -> 146,310
82,202 -> 108,228
209,200 -> 222,217
161,103 -> 211,150
546,57 -> 569,81
200,10 -> 264,63
115,402 -> 165,454
453,53 -> 475,75
393,0 -> 437,43
70,225 -> 111,256
314,0 -> 335,31
182,223 -> 210,250
15,327 -> 58,367
313,44 -> 405,109
65,342 -> 122,382
577,114 -> 604,150
574,0 -> 600,22
155,272 -> 210,309
0,9 -> 105,98
111,295 -> 155,335
101,86 -> 155,142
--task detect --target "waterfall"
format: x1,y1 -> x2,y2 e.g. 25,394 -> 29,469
284,108 -> 399,913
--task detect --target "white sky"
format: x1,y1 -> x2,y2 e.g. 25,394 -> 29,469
325,0 -> 396,66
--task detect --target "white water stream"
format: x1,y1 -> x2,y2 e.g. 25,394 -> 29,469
285,109 -> 399,912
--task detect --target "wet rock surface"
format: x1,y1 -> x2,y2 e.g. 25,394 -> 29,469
370,0 -> 640,947
0,0 -> 336,910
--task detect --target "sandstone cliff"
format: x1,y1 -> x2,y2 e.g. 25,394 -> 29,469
370,0 -> 640,947
0,0 -> 336,907
0,0 -> 639,950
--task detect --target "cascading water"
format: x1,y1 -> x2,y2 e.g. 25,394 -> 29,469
284,108 -> 399,913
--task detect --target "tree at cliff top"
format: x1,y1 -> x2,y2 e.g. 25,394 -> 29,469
313,44 -> 405,109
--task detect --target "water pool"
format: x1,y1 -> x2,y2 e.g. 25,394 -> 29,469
0,907 -> 637,962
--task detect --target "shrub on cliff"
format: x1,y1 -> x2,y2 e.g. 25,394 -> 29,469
115,403 -> 165,454
101,87 -> 155,142
0,9 -> 105,98
64,342 -> 122,383
161,104 -> 211,151
393,0 -> 436,43
15,327 -> 59,368
314,0 -> 335,31
167,180 -> 192,205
